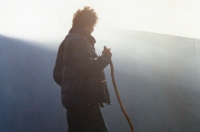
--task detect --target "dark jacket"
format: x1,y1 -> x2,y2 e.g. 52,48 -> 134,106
53,27 -> 111,107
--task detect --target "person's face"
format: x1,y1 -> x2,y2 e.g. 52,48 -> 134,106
83,25 -> 94,34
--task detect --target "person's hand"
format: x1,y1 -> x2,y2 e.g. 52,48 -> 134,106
102,46 -> 112,57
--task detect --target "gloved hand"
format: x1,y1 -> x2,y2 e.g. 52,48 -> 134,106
102,46 -> 112,57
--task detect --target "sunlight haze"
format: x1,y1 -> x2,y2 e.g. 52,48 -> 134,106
0,0 -> 200,44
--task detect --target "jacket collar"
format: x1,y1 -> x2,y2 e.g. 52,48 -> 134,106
69,27 -> 96,47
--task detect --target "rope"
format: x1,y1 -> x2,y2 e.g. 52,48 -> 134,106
110,60 -> 135,132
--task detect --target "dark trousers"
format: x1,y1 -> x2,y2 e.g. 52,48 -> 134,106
66,104 -> 108,132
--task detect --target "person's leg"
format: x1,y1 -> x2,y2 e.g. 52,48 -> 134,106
66,104 -> 108,132
84,104 -> 108,132
66,106 -> 86,132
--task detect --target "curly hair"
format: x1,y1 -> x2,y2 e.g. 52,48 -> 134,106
72,6 -> 98,28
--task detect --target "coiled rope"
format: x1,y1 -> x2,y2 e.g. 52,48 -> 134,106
110,60 -> 135,132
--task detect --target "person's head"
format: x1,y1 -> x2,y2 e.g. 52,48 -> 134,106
72,6 -> 98,34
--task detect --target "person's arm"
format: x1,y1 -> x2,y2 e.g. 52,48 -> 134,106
71,37 -> 111,76
53,40 -> 65,86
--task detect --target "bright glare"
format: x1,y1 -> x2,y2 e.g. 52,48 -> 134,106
0,0 -> 200,44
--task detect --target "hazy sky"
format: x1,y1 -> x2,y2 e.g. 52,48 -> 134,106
0,0 -> 200,43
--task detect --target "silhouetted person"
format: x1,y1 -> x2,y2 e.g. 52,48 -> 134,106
53,6 -> 112,132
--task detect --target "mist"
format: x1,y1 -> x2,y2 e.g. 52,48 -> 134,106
1,28 -> 200,132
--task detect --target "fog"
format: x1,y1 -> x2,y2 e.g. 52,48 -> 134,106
1,0 -> 200,42
1,28 -> 200,132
